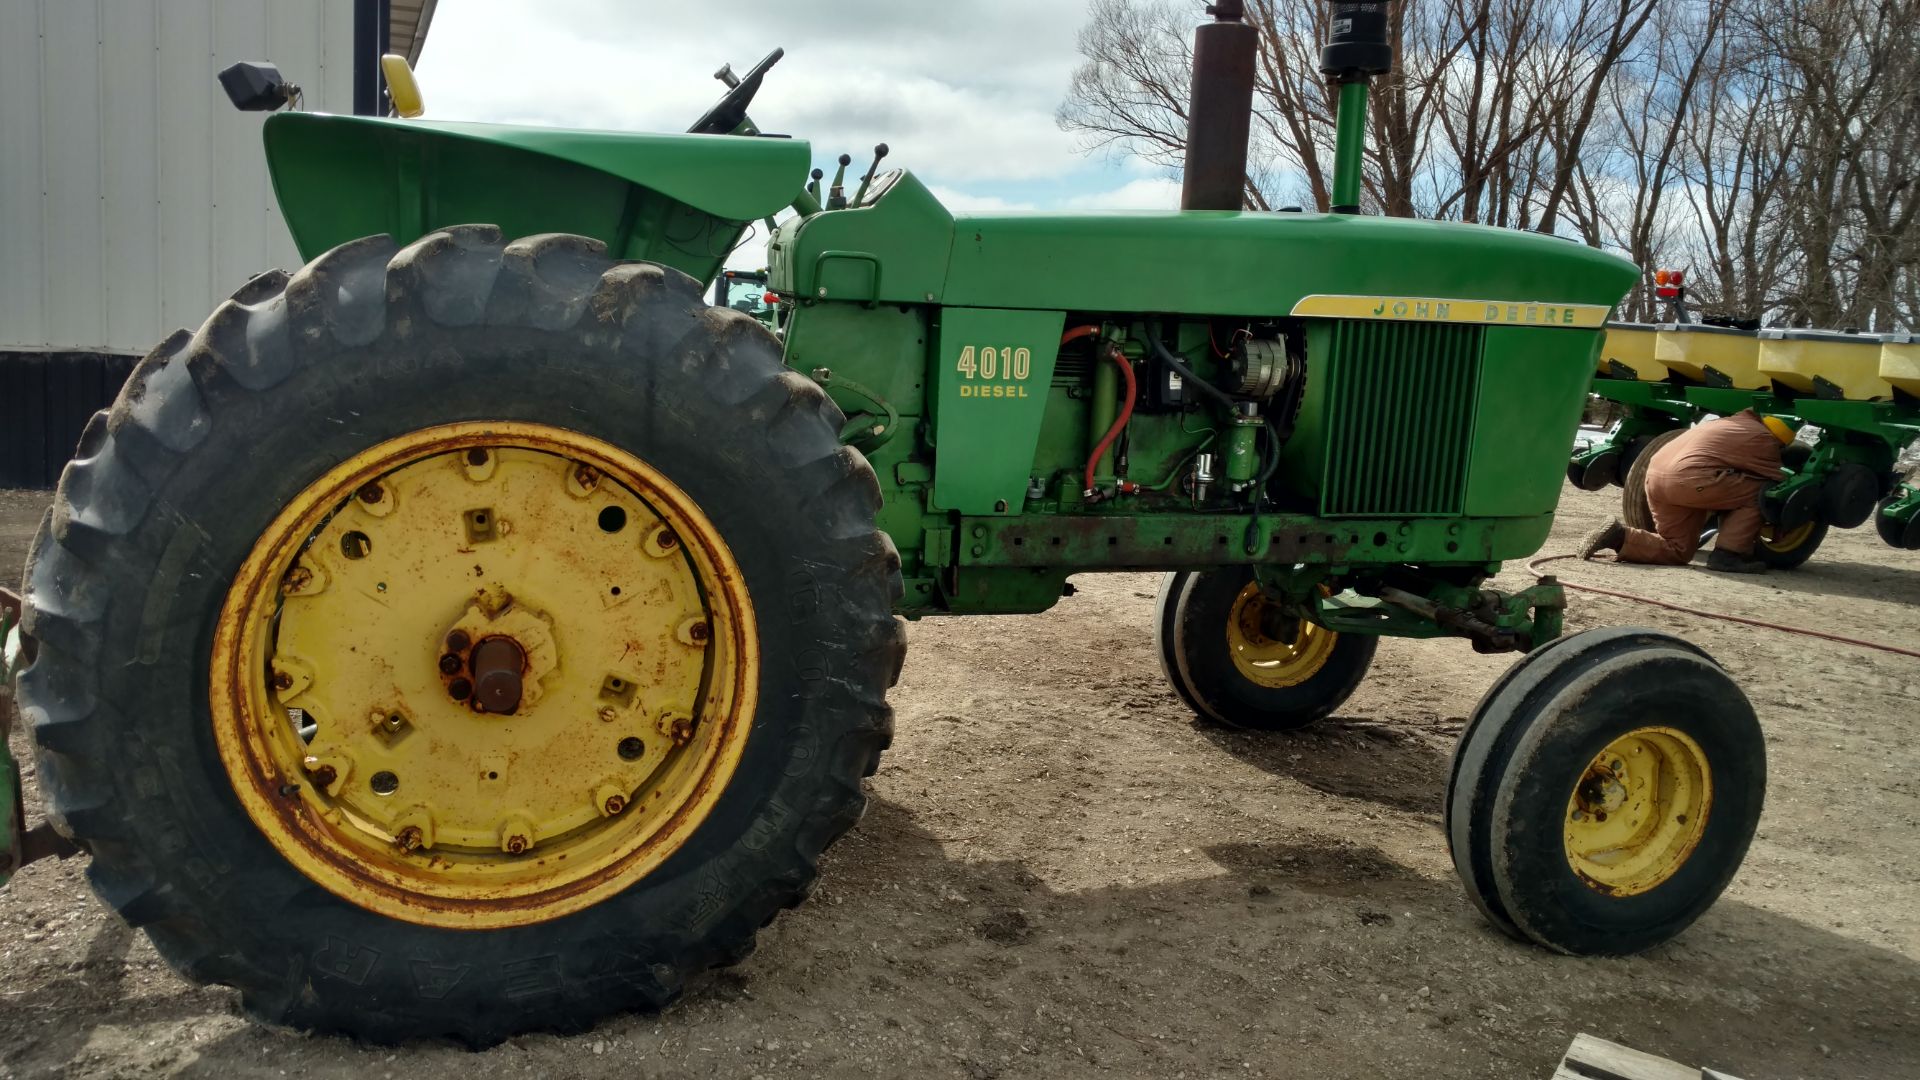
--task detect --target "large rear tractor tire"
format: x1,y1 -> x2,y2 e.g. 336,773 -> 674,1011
1446,628 -> 1762,954
17,228 -> 905,1045
1155,569 -> 1376,731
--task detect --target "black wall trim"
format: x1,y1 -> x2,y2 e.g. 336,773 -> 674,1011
1,352 -> 138,489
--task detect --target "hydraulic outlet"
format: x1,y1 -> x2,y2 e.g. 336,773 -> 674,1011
1191,453 -> 1218,502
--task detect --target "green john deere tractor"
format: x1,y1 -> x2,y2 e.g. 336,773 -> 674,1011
4,3 -> 1766,1044
712,267 -> 781,332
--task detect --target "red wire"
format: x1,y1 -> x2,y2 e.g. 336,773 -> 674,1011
1084,346 -> 1138,496
1528,553 -> 1920,661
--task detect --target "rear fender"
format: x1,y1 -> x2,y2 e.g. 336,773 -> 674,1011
262,113 -> 810,285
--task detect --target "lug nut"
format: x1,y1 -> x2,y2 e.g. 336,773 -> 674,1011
603,794 -> 626,816
271,669 -> 293,692
688,621 -> 710,644
504,833 -> 530,855
598,706 -> 618,722
396,825 -> 423,852
439,653 -> 464,675
654,528 -> 678,550
574,464 -> 601,490
659,713 -> 695,747
303,757 -> 338,789
357,482 -> 384,504
283,566 -> 313,592
446,629 -> 471,653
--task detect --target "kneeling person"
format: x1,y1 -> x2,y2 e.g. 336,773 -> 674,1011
1582,410 -> 1794,574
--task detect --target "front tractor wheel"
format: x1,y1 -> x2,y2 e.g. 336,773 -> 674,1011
18,228 -> 904,1044
1155,570 -> 1376,731
1446,628 -> 1763,955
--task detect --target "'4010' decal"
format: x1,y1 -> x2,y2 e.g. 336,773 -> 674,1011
954,346 -> 1033,399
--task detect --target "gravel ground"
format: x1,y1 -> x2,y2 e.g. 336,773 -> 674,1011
2,482 -> 1918,1079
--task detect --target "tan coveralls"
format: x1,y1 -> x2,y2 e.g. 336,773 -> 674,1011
1617,410 -> 1785,565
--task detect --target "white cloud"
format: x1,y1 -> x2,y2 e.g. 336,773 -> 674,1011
1062,178 -> 1183,210
411,0 -> 1161,206
924,186 -> 1038,213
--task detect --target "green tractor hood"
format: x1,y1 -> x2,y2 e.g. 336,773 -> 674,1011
774,169 -> 1638,318
262,112 -> 810,284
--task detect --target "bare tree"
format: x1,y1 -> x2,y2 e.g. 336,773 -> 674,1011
1667,0 -> 1918,328
1062,0 -> 1660,224
1060,0 -> 1919,330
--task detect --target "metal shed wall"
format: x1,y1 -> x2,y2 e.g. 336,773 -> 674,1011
0,1 -> 358,354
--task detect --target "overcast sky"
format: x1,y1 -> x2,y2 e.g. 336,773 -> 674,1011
412,0 -> 1188,235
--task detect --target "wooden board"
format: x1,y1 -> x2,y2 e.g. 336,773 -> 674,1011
1553,1033 -> 1746,1080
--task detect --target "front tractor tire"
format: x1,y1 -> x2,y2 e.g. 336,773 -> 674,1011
1446,628 -> 1763,955
17,228 -> 905,1045
1155,569 -> 1376,731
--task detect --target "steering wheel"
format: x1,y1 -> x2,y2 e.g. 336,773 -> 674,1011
688,48 -> 784,135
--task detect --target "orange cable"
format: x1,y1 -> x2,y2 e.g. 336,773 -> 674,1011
1527,553 -> 1920,661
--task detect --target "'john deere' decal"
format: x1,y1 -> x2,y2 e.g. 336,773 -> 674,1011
1291,294 -> 1609,329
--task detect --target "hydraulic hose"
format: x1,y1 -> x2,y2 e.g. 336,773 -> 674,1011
1527,553 -> 1920,661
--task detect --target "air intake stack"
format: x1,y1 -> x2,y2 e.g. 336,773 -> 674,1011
1178,2 -> 1259,212
1320,2 -> 1393,213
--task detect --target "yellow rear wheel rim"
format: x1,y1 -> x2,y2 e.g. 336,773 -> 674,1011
1563,726 -> 1711,897
1760,521 -> 1815,553
1225,582 -> 1338,689
211,422 -> 757,929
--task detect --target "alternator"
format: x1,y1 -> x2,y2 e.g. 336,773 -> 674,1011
1233,339 -> 1295,398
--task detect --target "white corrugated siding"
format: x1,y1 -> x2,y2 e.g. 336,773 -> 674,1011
0,0 -> 357,353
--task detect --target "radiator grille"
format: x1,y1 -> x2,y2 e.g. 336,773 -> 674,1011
1320,321 -> 1483,517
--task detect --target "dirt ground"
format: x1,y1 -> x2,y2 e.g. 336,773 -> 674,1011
2,482 -> 1918,1080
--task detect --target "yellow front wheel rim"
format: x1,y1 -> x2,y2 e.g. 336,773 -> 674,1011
1225,583 -> 1338,689
211,422 -> 757,929
1563,726 -> 1711,896
1760,521 -> 1815,553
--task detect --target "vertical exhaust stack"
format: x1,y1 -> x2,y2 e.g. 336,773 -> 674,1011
1179,2 -> 1259,212
1320,2 -> 1393,214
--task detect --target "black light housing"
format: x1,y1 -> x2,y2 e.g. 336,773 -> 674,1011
1320,2 -> 1393,80
218,61 -> 295,112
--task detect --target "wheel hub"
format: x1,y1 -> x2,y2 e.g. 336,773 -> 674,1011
1564,726 -> 1712,896
211,422 -> 758,929
433,599 -> 558,714
468,637 -> 528,714
1225,582 -> 1337,689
